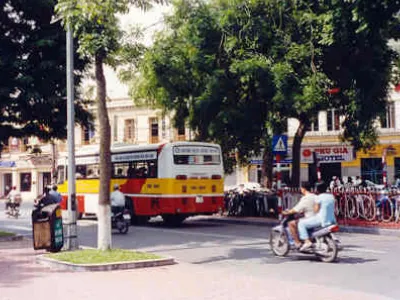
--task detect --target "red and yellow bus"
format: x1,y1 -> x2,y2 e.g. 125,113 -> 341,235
57,142 -> 224,225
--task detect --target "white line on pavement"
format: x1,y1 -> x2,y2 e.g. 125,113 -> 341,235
2,225 -> 32,231
139,226 -> 248,239
345,247 -> 386,254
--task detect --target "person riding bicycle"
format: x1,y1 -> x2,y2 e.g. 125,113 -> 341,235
110,184 -> 126,215
298,181 -> 336,251
281,182 -> 316,249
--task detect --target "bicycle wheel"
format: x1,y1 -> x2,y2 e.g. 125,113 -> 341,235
361,195 -> 376,221
338,196 -> 346,219
334,197 -> 340,218
345,196 -> 358,219
380,199 -> 394,223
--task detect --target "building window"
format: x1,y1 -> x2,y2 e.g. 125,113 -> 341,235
124,119 -> 135,143
113,115 -> 118,142
82,126 -> 95,145
306,119 -> 319,132
327,109 -> 340,131
20,173 -> 32,192
149,117 -> 159,144
175,123 -> 186,141
380,103 -> 395,129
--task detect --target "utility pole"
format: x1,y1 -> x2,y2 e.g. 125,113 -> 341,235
64,25 -> 78,250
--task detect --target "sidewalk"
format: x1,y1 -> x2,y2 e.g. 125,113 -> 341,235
0,239 -> 392,300
194,215 -> 400,237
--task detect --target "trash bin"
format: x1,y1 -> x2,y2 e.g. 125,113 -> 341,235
32,204 -> 64,252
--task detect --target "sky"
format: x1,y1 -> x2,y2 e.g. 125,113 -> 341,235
84,4 -> 172,99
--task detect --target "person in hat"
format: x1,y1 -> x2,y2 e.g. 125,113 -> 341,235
110,184 -> 126,215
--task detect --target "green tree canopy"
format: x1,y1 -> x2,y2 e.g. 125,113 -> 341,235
0,0 -> 91,149
131,0 -> 400,186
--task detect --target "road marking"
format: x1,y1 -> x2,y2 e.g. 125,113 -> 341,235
2,225 -> 31,231
139,226 -> 248,239
345,247 -> 386,254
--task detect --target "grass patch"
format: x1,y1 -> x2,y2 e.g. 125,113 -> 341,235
0,231 -> 15,237
46,249 -> 162,265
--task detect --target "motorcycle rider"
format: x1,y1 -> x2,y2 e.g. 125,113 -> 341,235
281,182 -> 316,249
110,184 -> 125,215
298,181 -> 336,251
6,186 -> 21,213
35,186 -> 58,207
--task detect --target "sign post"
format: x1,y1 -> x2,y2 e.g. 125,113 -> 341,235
313,151 -> 321,183
272,135 -> 288,215
272,135 -> 288,189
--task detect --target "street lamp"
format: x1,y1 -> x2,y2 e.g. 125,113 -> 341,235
51,16 -> 78,250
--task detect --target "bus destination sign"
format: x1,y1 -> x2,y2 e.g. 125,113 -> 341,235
173,146 -> 219,155
112,151 -> 157,162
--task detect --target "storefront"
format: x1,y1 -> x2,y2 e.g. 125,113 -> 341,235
301,145 -> 354,184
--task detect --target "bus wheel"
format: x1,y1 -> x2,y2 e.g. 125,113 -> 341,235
163,215 -> 186,227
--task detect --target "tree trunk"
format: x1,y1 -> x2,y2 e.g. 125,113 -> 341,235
291,118 -> 308,188
95,54 -> 112,251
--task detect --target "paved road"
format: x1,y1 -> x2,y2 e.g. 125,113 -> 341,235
1,202 -> 400,299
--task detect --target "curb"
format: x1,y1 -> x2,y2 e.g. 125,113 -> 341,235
0,235 -> 24,242
201,217 -> 400,237
36,254 -> 176,272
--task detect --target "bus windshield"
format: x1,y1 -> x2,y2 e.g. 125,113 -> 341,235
173,145 -> 221,165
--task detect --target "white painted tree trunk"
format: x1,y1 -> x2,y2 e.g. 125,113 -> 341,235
97,203 -> 111,250
95,55 -> 112,251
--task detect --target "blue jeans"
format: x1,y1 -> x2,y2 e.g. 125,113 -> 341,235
298,216 -> 322,240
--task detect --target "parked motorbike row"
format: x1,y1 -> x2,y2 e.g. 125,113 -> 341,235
224,188 -> 279,218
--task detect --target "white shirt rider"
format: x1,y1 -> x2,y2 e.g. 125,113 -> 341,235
110,185 -> 125,207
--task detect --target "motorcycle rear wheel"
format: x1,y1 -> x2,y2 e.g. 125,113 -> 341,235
117,221 -> 129,234
317,235 -> 338,263
270,230 -> 289,257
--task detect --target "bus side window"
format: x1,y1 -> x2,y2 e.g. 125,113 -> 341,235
112,162 -> 129,178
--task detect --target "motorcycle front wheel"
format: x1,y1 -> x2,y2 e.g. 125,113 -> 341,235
317,235 -> 338,263
270,230 -> 289,257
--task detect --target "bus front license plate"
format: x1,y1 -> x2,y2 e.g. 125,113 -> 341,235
196,196 -> 203,203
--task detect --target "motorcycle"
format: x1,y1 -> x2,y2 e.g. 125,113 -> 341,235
6,194 -> 22,219
270,215 -> 340,263
111,208 -> 130,234
6,201 -> 20,218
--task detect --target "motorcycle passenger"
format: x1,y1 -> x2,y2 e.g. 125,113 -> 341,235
49,185 -> 62,203
298,181 -> 336,251
110,184 -> 125,215
281,182 -> 316,249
